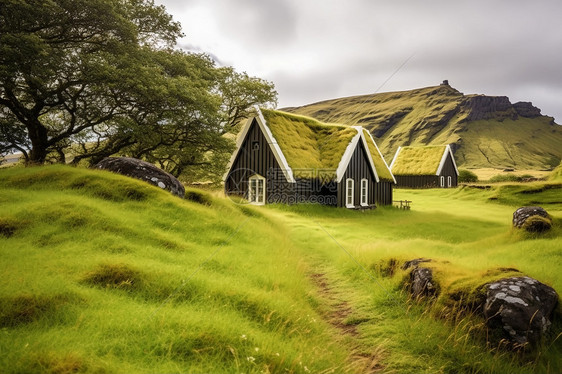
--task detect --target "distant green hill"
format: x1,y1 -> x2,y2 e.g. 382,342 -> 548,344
284,84 -> 562,170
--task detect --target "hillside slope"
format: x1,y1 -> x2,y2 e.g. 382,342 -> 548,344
284,84 -> 562,170
0,166 -> 357,373
1,166 -> 561,373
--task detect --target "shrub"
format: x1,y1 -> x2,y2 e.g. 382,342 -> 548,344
489,174 -> 538,183
458,169 -> 478,183
489,174 -> 523,183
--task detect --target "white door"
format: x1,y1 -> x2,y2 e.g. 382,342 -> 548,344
249,175 -> 266,205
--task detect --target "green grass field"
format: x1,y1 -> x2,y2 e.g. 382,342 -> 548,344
1,165 -> 561,373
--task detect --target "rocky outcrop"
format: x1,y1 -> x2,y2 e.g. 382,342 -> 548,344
94,157 -> 185,198
484,277 -> 558,346
410,267 -> 436,297
513,102 -> 541,118
460,97 -> 545,123
403,258 -> 437,298
461,95 -> 518,122
512,206 -> 552,232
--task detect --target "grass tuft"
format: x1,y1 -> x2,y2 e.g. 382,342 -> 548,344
0,293 -> 78,327
184,188 -> 213,205
82,263 -> 144,291
0,216 -> 22,238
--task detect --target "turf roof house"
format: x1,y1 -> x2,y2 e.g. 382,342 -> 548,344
390,145 -> 459,188
224,108 -> 395,208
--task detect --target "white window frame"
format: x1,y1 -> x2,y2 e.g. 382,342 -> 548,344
345,178 -> 354,208
360,178 -> 368,207
440,176 -> 445,188
447,176 -> 452,188
248,174 -> 266,205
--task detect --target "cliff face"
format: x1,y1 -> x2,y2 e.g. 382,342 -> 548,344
284,84 -> 561,170
460,95 -> 545,122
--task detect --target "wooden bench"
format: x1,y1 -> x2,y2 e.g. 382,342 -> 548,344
393,200 -> 412,210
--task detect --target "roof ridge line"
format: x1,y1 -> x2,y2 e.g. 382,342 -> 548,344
335,127 -> 362,182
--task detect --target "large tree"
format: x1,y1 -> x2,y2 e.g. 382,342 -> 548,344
0,0 -> 181,163
0,0 -> 277,176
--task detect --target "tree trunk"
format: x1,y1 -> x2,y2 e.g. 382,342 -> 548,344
27,121 -> 49,164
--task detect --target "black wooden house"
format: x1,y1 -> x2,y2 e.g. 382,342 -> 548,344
224,108 -> 395,208
390,145 -> 459,188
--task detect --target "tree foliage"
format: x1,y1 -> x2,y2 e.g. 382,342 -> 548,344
0,0 -> 277,181
458,169 -> 478,183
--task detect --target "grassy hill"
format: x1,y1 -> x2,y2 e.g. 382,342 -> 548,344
0,166 -> 355,373
284,84 -> 562,171
1,165 -> 561,373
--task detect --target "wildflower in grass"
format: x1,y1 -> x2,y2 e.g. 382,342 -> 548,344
246,356 -> 255,362
241,334 -> 247,340
254,347 -> 259,352
304,366 -> 310,372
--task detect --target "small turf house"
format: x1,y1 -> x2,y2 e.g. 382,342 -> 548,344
224,108 -> 395,208
390,145 -> 459,188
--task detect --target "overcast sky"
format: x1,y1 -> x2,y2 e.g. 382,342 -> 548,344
155,0 -> 562,123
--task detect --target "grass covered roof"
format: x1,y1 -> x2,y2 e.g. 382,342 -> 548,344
391,145 -> 448,175
249,109 -> 396,182
362,130 -> 394,182
261,109 -> 357,178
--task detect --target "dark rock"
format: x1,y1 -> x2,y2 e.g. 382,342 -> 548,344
410,267 -> 436,297
94,157 -> 185,198
513,102 -> 541,118
461,95 -> 518,122
484,276 -> 558,347
401,258 -> 431,270
512,206 -> 552,232
402,258 -> 437,298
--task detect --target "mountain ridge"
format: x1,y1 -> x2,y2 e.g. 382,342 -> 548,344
283,83 -> 561,170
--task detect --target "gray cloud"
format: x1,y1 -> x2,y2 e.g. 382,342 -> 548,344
156,0 -> 562,122
214,0 -> 297,47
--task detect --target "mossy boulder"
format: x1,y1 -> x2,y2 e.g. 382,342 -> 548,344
484,277 -> 558,347
94,157 -> 185,198
512,206 -> 552,232
402,258 -> 437,298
